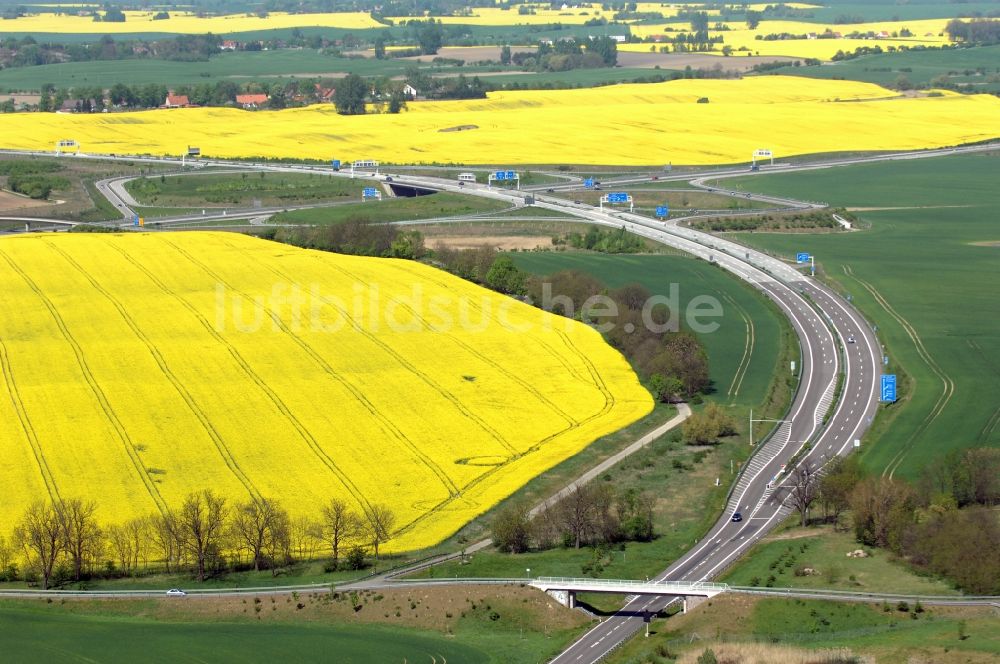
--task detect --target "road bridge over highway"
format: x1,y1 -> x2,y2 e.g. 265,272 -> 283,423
531,577 -> 728,611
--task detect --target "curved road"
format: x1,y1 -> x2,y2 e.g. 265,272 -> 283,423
367,171 -> 881,662
1,146 -> 990,659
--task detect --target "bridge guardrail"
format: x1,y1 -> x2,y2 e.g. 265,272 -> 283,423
534,577 -> 729,592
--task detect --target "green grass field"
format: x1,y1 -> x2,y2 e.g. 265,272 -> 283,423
762,44 -> 1000,94
720,526 -> 958,595
552,188 -> 771,218
0,48 -> 672,92
273,191 -> 510,225
0,603 -> 488,663
613,593 -> 1000,663
801,1 -> 1000,23
717,150 -> 1000,479
0,582 -> 589,664
511,252 -> 785,406
125,171 -> 359,208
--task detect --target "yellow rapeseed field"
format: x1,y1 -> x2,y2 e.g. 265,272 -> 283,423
0,77 -> 997,165
628,18 -> 953,59
0,10 -> 383,34
390,6 -> 620,26
0,232 -> 651,551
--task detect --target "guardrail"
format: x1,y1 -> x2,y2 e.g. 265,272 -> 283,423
731,586 -> 1000,602
534,577 -> 729,592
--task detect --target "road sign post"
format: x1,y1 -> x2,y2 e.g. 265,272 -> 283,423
600,192 -> 633,212
752,149 -> 774,167
350,159 -> 379,178
488,170 -> 520,190
796,252 -> 815,276
55,139 -> 79,155
880,374 -> 897,402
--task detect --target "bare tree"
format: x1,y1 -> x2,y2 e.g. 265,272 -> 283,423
363,504 -> 396,565
290,516 -> 323,562
264,508 -> 292,576
230,496 -> 289,572
107,522 -> 138,576
818,456 -> 862,526
783,459 -> 819,527
491,503 -> 532,554
178,490 -> 228,581
560,485 -> 598,549
321,498 -> 362,570
58,498 -> 102,581
14,501 -> 64,589
148,511 -> 181,573
0,535 -> 13,573
850,477 -> 915,549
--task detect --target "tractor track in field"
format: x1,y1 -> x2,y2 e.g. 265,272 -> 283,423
46,240 -> 264,503
270,250 -> 520,459
206,238 -> 464,497
0,336 -> 61,503
842,265 -> 955,479
0,250 -> 168,515
106,240 -> 375,517
377,260 -> 579,427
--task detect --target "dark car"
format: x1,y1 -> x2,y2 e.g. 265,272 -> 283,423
385,176 -> 393,182
731,512 -> 743,523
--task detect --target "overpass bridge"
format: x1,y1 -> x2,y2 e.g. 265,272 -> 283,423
530,577 -> 728,612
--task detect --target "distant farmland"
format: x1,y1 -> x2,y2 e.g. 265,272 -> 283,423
1,77 -> 997,165
0,233 -> 651,550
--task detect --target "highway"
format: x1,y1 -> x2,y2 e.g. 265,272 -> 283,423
358,169 -> 883,662
0,145 -> 990,657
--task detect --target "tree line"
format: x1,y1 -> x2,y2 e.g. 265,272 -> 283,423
776,447 -> 1000,594
946,18 -> 1000,44
0,159 -> 68,199
491,483 -> 655,558
0,491 -> 398,590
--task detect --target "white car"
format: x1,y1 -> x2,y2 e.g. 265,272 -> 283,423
847,335 -> 856,344
165,588 -> 187,597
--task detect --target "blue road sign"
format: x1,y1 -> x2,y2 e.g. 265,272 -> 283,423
584,178 -> 594,189
133,215 -> 139,226
505,170 -> 516,180
655,205 -> 669,218
331,159 -> 341,170
607,192 -> 628,203
880,374 -> 897,402
362,187 -> 378,197
796,252 -> 811,264
494,171 -> 506,180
